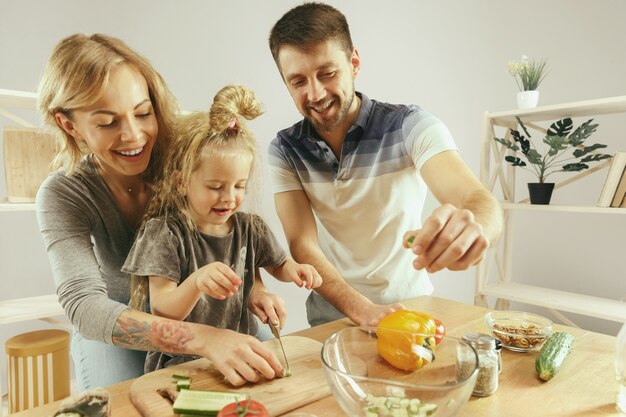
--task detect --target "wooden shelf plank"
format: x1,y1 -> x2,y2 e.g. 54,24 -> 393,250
500,202 -> 626,214
0,196 -> 35,212
480,282 -> 626,322
487,95 -> 626,125
0,294 -> 65,325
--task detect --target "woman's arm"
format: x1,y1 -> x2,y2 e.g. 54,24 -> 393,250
112,308 -> 284,385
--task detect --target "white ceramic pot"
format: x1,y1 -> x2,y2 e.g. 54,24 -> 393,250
516,90 -> 540,109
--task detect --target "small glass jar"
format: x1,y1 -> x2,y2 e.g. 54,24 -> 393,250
463,333 -> 500,397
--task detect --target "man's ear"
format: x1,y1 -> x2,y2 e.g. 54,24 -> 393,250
351,48 -> 361,77
54,112 -> 84,141
174,171 -> 186,196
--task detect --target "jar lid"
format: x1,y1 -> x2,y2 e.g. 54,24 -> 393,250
463,332 -> 497,350
5,329 -> 70,357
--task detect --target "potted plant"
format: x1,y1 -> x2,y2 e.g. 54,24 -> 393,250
508,55 -> 548,108
494,117 -> 611,204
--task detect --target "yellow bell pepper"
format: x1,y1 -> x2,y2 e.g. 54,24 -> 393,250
376,310 -> 437,371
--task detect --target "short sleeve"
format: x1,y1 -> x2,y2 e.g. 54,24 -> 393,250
268,138 -> 303,193
251,215 -> 287,268
122,218 -> 183,282
403,109 -> 458,171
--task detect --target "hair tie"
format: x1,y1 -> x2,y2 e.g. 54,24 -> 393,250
228,116 -> 238,131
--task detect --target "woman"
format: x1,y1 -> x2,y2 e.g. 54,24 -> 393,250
36,33 -> 285,391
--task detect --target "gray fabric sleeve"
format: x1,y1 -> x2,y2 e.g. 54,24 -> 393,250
35,175 -> 127,344
122,218 -> 182,282
252,215 -> 287,268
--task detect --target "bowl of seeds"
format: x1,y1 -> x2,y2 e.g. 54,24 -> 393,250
484,311 -> 552,352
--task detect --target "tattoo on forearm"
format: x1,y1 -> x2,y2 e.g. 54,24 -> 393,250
112,315 -> 195,353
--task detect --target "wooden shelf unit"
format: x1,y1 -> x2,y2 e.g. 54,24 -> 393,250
475,95 -> 626,326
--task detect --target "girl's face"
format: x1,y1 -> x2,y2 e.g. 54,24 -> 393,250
184,147 -> 253,236
55,63 -> 158,180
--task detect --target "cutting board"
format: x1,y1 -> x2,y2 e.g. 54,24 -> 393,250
129,336 -> 331,416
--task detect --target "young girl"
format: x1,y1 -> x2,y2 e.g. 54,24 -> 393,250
123,85 -> 322,372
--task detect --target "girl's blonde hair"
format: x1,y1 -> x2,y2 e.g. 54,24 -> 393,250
129,85 -> 263,310
37,33 -> 179,180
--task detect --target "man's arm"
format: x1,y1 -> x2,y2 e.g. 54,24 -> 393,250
275,190 -> 403,326
406,150 -> 503,273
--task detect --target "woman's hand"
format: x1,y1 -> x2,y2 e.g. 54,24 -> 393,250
248,285 -> 287,329
195,262 -> 242,300
201,327 -> 284,386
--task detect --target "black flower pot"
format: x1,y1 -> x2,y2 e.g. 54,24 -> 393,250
527,183 -> 555,205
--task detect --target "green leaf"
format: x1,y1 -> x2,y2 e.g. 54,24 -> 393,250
494,137 -> 520,151
516,117 -> 532,139
580,153 -> 611,162
561,163 -> 589,172
568,119 -> 599,145
543,135 -> 569,155
511,129 -> 530,154
547,118 -> 573,137
572,143 -> 607,157
504,155 -> 526,166
526,149 -> 543,164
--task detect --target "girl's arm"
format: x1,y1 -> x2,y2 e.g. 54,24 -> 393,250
264,257 -> 322,290
150,262 -> 242,320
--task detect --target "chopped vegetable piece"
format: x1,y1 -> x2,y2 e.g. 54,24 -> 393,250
217,399 -> 270,417
172,389 -> 247,415
363,394 -> 437,417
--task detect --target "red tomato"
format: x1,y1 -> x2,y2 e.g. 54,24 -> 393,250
434,318 -> 446,345
217,400 -> 269,417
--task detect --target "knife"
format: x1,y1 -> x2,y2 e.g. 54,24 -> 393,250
268,321 -> 291,376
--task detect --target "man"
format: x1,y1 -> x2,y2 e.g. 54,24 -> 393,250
267,2 -> 502,327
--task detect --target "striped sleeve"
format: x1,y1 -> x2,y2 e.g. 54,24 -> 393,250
268,137 -> 304,193
403,109 -> 458,170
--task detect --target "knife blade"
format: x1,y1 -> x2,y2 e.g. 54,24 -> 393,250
268,321 -> 291,376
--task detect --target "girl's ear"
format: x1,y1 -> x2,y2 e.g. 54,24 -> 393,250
54,112 -> 84,141
174,171 -> 186,196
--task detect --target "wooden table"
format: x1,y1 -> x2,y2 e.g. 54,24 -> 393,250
11,296 -> 622,417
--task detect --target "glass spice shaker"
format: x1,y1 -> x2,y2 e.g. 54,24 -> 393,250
463,333 -> 500,397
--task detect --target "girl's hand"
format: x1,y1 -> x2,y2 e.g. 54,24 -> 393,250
284,259 -> 323,290
248,287 -> 287,330
196,262 -> 242,300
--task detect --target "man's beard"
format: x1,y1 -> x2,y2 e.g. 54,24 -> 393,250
306,88 -> 355,134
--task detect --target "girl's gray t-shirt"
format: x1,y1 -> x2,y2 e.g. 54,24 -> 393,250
122,212 -> 286,371
35,155 -> 134,344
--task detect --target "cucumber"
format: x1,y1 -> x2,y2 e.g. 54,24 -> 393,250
535,332 -> 574,381
172,389 -> 247,415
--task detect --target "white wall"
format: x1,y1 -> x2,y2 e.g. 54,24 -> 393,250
1,0 -> 626,390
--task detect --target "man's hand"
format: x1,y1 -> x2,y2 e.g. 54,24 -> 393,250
248,286 -> 287,330
403,203 -> 489,273
350,301 -> 405,327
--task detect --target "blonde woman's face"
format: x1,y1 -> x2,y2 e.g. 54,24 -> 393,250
58,63 -> 158,179
185,147 -> 253,236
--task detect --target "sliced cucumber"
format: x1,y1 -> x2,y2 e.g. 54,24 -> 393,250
363,393 -> 437,417
172,389 -> 247,415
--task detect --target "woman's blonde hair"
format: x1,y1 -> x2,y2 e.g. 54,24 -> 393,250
37,33 -> 179,180
129,85 -> 263,310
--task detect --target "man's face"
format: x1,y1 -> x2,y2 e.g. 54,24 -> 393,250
277,40 -> 360,135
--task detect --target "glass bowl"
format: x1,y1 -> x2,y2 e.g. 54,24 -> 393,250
484,311 -> 553,352
321,327 -> 478,417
